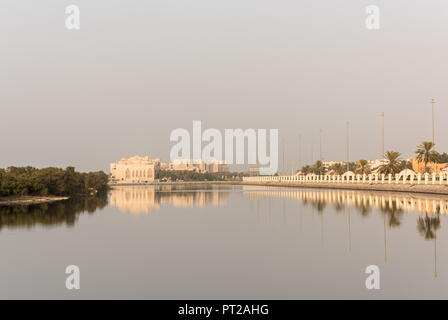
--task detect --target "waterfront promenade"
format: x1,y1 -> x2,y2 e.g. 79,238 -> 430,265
243,173 -> 448,196
110,172 -> 448,196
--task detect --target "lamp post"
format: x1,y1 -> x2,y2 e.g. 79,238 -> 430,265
311,144 -> 314,164
431,98 -> 436,173
298,133 -> 302,171
320,128 -> 323,162
381,112 -> 384,159
346,121 -> 350,172
431,98 -> 436,145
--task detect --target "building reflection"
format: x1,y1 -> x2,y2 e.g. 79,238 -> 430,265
109,186 -> 229,214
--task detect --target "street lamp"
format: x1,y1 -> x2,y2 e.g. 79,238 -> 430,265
320,128 -> 323,162
431,98 -> 436,173
346,121 -> 350,171
431,98 -> 436,144
381,112 -> 384,159
298,133 -> 302,171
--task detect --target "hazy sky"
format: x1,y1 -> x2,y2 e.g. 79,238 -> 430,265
1,1 -> 447,172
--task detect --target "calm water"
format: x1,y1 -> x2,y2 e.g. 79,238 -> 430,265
1,184 -> 447,299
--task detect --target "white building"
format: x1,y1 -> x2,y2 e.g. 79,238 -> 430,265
110,155 -> 155,183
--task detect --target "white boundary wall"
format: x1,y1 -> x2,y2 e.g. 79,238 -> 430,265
243,172 -> 448,185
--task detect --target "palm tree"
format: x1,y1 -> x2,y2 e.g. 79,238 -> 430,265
300,165 -> 312,175
378,151 -> 402,175
328,163 -> 346,175
312,161 -> 326,175
415,141 -> 440,173
355,159 -> 371,175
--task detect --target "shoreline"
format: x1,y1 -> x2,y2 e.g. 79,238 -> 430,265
0,196 -> 70,206
109,181 -> 242,186
239,181 -> 448,196
110,180 -> 448,196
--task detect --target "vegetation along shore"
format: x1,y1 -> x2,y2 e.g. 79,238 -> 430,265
0,167 -> 109,205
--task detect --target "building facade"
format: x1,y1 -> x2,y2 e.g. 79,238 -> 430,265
110,155 -> 155,183
110,156 -> 231,183
411,158 -> 448,174
206,160 -> 230,173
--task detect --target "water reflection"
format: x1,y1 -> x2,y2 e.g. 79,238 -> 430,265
417,213 -> 441,278
109,186 -> 445,278
243,186 -> 448,216
0,194 -> 108,231
244,186 -> 446,278
1,185 -> 447,297
109,185 -> 230,214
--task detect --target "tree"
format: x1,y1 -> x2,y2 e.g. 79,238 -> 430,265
0,166 -> 108,197
312,161 -> 326,175
355,160 -> 371,175
378,151 -> 402,175
439,152 -> 448,163
399,160 -> 412,171
415,141 -> 440,173
300,165 -> 312,175
328,163 -> 345,175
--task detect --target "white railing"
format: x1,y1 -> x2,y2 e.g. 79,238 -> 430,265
243,172 -> 448,185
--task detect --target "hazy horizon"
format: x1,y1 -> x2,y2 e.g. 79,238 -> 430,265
2,1 -> 448,172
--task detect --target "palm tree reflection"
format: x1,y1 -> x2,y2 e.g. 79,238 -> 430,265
417,211 -> 441,278
244,187 -> 445,276
379,200 -> 404,228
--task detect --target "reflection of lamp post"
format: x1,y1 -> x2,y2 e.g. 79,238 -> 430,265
320,211 -> 324,245
347,206 -> 352,252
282,199 -> 286,228
384,213 -> 388,262
434,233 -> 438,278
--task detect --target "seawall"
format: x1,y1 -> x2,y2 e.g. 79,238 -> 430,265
240,181 -> 448,195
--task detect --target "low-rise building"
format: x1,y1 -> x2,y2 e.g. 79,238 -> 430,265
411,158 -> 448,174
